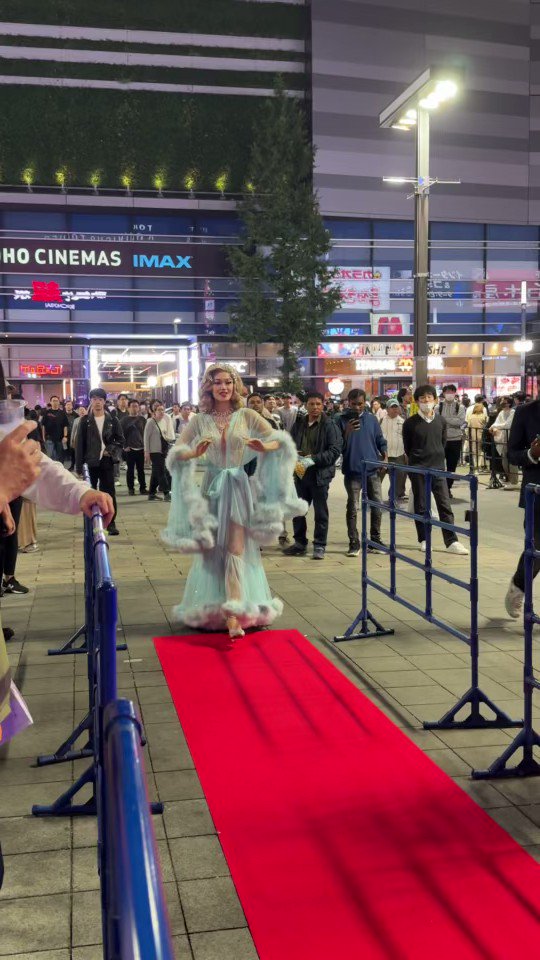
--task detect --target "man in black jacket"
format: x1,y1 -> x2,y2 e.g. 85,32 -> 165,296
123,398 -> 148,496
76,388 -> 124,536
285,392 -> 342,560
505,399 -> 540,617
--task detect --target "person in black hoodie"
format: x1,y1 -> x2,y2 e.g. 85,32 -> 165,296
123,398 -> 148,495
505,397 -> 540,618
285,392 -> 342,560
76,388 -> 124,535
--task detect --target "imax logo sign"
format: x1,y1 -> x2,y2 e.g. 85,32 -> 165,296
132,254 -> 192,270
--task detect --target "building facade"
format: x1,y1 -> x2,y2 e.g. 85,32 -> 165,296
0,1 -> 539,401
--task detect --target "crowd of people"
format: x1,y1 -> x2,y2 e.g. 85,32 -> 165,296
7,377 -> 536,628
18,383 -> 529,558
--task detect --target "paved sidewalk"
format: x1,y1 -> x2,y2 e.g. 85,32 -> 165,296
0,472 -> 537,960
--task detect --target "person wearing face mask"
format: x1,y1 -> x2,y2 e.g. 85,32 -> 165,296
438,384 -> 466,496
490,397 -> 518,486
402,385 -> 468,555
144,402 -> 172,502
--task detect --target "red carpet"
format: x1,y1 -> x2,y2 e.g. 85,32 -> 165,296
155,629 -> 540,959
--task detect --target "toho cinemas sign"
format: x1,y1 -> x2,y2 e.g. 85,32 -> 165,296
0,238 -> 228,277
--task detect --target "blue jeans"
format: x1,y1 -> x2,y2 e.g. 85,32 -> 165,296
45,439 -> 64,462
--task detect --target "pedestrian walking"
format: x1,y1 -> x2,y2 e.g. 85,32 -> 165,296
337,389 -> 387,557
402,384 -> 468,555
380,399 -> 407,502
438,384 -> 466,493
144,402 -> 172,501
75,388 -> 123,536
123,398 -> 148,495
41,396 -> 68,461
286,392 -> 342,560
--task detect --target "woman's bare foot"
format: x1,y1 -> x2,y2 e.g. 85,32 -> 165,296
226,616 -> 245,640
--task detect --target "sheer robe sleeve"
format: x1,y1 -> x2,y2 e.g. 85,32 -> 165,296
176,416 -> 200,449
162,414 -> 217,552
245,409 -> 308,543
245,408 -> 275,440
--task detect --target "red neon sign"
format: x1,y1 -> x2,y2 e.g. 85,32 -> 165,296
31,280 -> 63,303
19,364 -> 64,377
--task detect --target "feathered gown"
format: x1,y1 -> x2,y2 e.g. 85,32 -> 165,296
162,407 -> 307,630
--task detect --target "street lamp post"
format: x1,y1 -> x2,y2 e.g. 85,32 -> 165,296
414,107 -> 430,385
520,280 -> 528,390
379,69 -> 460,387
514,280 -> 533,390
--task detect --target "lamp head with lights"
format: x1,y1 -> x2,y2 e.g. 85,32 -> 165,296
379,67 -> 460,131
514,339 -> 533,354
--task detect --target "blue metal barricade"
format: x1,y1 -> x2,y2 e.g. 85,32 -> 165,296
473,483 -> 540,779
31,484 -> 173,957
48,467 -> 126,657
334,459 -> 521,731
33,501 -> 118,814
102,700 -> 174,960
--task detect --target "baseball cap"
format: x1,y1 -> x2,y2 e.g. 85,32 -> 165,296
387,399 -> 400,408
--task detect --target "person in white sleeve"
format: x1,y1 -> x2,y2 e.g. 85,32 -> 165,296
380,399 -> 407,502
0,420 -> 114,727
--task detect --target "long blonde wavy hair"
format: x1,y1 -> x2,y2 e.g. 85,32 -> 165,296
199,363 -> 245,413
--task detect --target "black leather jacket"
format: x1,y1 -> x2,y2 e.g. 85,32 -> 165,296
75,412 -> 124,472
290,413 -> 342,486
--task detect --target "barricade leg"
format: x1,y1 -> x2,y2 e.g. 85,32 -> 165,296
36,712 -> 93,766
47,624 -> 127,657
424,477 -> 521,731
334,467 -> 394,642
472,727 -> 540,780
47,623 -> 88,656
32,763 -> 96,817
424,686 -> 523,731
473,486 -> 540,776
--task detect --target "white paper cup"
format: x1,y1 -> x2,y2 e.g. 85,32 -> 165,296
0,399 -> 25,440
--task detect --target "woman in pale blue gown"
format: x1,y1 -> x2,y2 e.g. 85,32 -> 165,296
162,364 -> 307,639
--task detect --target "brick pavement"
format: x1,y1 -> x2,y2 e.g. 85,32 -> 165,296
0,472 -> 538,959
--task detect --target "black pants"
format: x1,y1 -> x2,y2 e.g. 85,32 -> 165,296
388,455 -> 407,499
514,507 -> 540,591
126,450 -> 147,492
410,474 -> 457,548
88,457 -> 117,524
0,497 -> 23,581
149,453 -> 170,496
444,439 -> 462,490
292,474 -> 329,549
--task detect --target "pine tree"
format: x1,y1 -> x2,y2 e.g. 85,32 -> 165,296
228,78 -> 341,391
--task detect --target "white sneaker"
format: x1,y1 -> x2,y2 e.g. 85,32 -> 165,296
505,580 -> 524,619
446,541 -> 469,556
419,542 -> 426,553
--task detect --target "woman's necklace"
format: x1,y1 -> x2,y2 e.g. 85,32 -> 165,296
211,408 -> 233,433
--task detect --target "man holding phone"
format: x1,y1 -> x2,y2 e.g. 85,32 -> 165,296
337,389 -> 387,557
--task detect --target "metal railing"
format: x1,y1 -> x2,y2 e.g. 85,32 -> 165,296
102,700 -> 174,960
31,483 -> 173,957
334,459 -> 522,731
473,484 -> 540,779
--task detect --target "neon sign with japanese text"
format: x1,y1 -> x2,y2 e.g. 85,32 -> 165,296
19,364 -> 64,377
